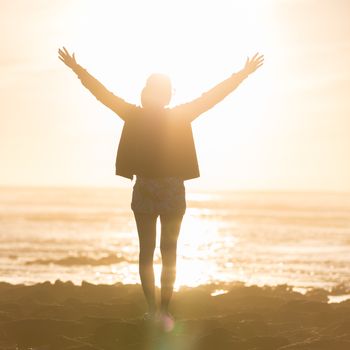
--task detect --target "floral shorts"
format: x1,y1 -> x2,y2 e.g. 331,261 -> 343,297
131,176 -> 186,215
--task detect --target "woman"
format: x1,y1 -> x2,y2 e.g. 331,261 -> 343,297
58,47 -> 264,327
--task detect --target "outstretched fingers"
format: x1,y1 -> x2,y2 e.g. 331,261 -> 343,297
251,52 -> 260,61
58,48 -> 67,59
246,53 -> 264,67
243,53 -> 264,74
253,54 -> 264,68
252,53 -> 264,63
63,46 -> 70,56
58,46 -> 77,69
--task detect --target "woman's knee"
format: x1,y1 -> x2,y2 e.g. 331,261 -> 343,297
160,243 -> 177,266
139,245 -> 156,264
160,213 -> 183,230
160,214 -> 183,240
134,213 -> 157,233
134,212 -> 157,252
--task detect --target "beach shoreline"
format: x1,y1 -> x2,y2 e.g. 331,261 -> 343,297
1,280 -> 350,349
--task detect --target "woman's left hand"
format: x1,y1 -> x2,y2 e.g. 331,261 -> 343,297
58,47 -> 78,70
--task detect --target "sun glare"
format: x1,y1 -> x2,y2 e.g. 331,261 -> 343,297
63,0 -> 272,184
68,1 -> 270,96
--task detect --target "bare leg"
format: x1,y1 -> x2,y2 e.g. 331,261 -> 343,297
159,213 -> 183,313
134,212 -> 158,314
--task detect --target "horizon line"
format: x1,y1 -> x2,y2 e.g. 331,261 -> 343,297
0,184 -> 349,195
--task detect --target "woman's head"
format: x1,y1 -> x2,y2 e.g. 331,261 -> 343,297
141,73 -> 172,109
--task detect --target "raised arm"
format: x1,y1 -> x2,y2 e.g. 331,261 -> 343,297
173,53 -> 264,122
58,47 -> 137,121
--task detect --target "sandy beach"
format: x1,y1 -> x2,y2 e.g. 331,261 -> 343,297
0,280 -> 349,350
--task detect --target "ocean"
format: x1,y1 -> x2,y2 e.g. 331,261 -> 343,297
0,186 -> 349,294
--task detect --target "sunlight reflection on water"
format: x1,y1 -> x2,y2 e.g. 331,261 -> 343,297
0,187 -> 349,293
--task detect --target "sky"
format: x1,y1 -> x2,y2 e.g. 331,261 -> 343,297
1,0 -> 349,191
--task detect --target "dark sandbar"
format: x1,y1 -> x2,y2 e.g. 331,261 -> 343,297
0,280 -> 349,349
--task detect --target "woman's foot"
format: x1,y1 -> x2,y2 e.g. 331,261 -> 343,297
158,310 -> 175,332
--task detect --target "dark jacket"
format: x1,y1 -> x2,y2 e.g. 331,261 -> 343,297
73,65 -> 248,180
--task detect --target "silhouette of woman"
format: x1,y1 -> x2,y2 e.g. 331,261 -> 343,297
58,47 -> 264,326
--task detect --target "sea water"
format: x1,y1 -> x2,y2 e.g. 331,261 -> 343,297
0,186 -> 349,293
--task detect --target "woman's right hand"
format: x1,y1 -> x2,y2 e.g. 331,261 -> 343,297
58,47 -> 78,70
241,52 -> 264,76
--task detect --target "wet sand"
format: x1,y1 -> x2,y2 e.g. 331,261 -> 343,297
0,280 -> 349,350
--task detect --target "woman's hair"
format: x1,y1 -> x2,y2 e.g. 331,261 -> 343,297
141,73 -> 172,108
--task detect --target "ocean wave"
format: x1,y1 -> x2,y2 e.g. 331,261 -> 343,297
25,254 -> 135,266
